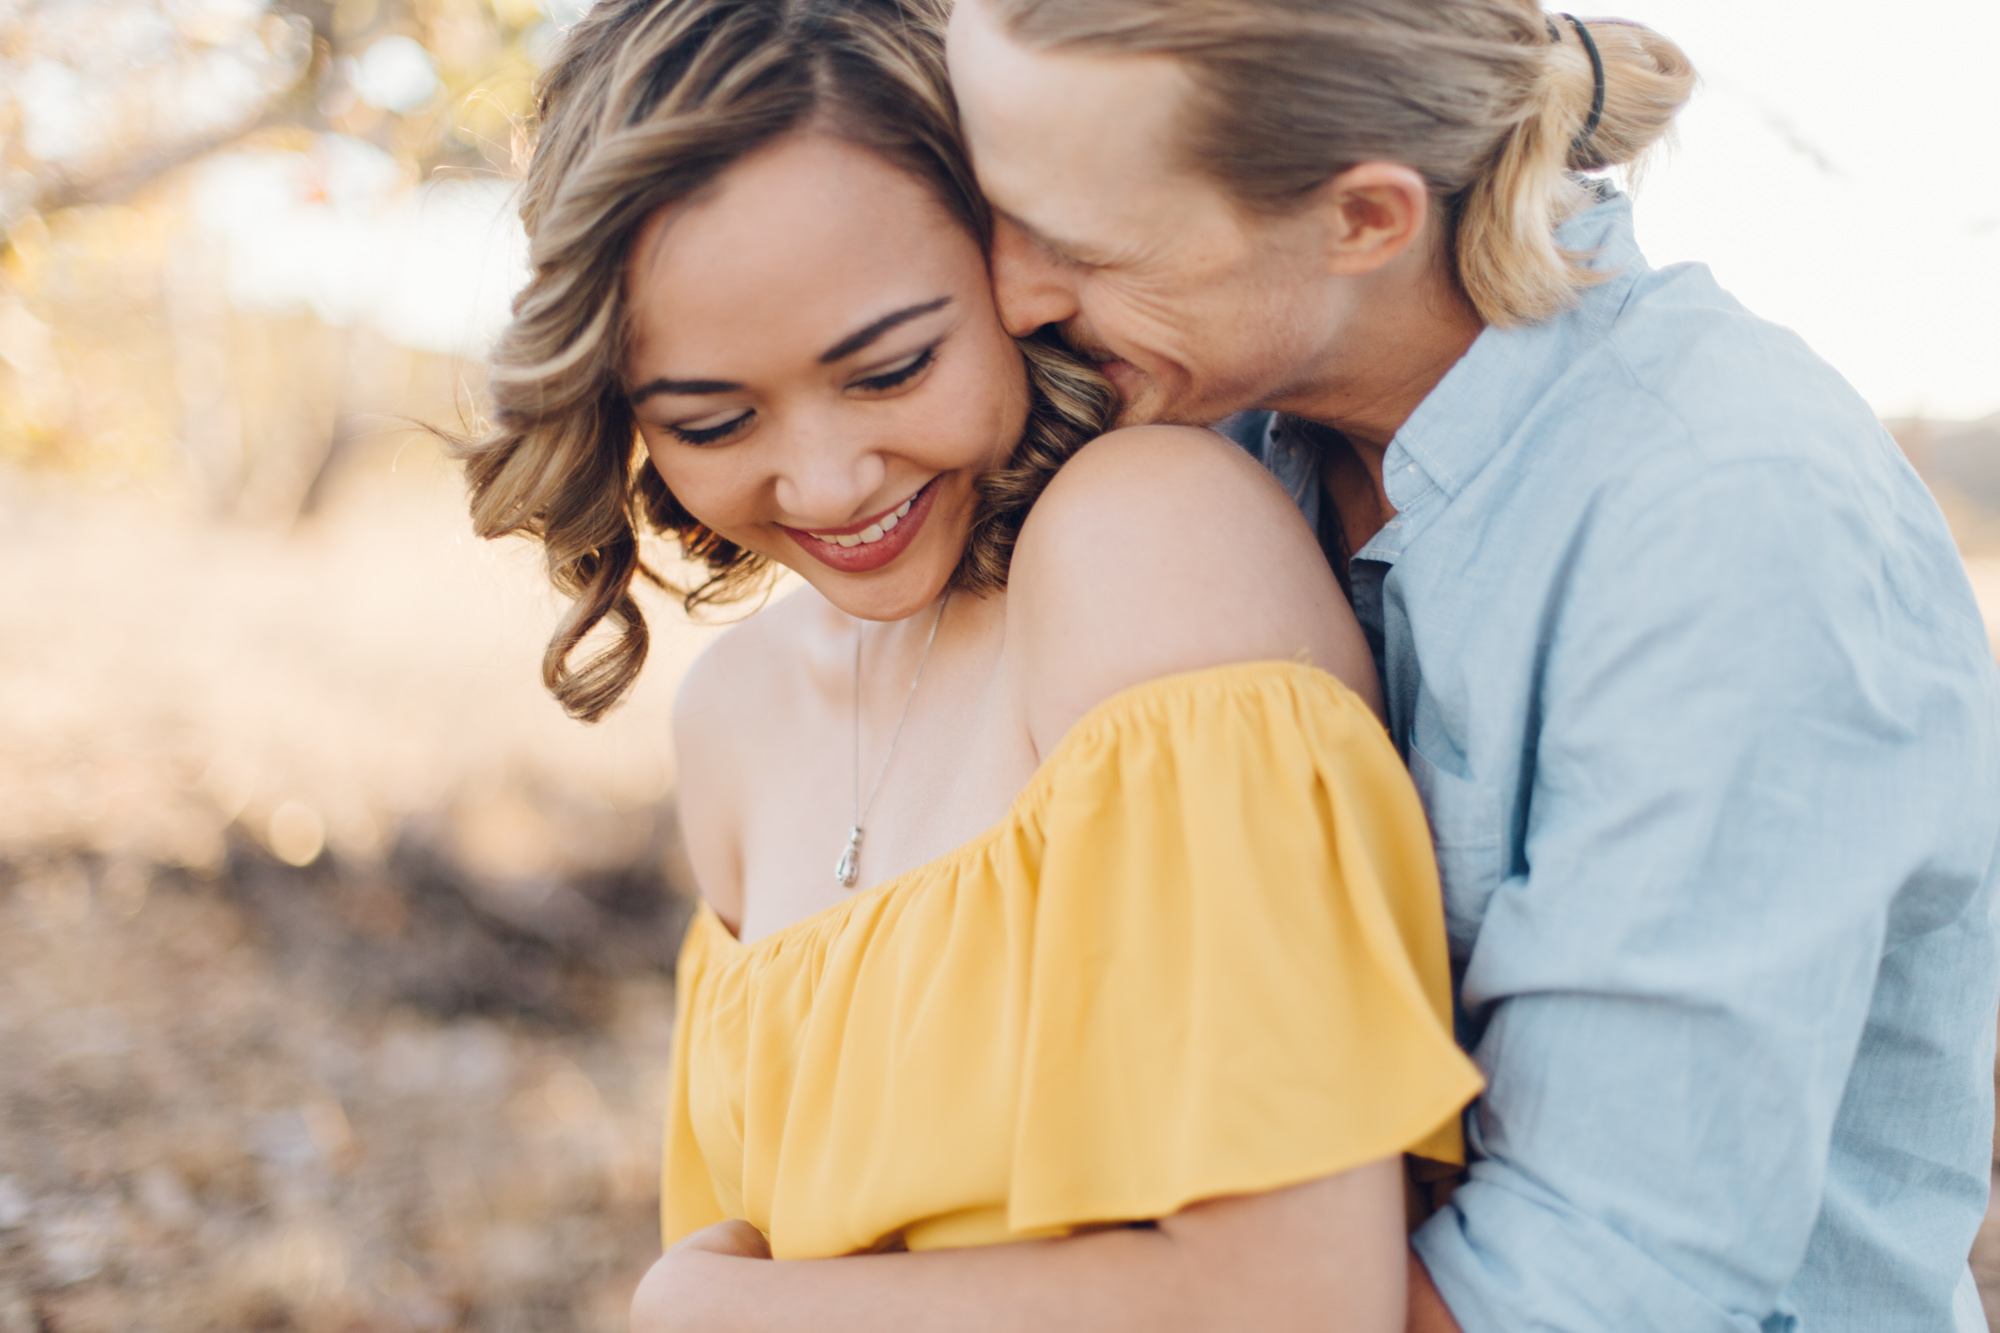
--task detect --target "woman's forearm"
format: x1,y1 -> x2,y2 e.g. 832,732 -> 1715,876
641,1225 -> 1185,1333
634,1163 -> 1407,1333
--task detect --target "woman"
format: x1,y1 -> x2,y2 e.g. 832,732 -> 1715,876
461,0 -> 1481,1328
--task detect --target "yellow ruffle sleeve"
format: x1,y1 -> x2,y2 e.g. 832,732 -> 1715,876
663,662 -> 1481,1259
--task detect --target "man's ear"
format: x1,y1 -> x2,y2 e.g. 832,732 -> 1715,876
1306,162 -> 1432,277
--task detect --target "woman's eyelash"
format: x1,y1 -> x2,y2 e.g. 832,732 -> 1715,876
855,346 -> 936,392
661,346 -> 936,442
669,413 -> 751,446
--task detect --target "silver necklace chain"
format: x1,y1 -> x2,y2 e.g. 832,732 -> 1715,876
835,591 -> 949,888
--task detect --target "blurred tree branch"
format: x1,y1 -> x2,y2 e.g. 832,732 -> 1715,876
2,0 -> 534,249
31,109 -> 312,217
4,2 -> 318,245
0,0 -> 542,500
28,1 -> 333,215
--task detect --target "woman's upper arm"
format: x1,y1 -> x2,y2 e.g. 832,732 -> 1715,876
1009,425 -> 1378,752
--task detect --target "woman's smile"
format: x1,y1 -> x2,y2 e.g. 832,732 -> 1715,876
778,475 -> 941,575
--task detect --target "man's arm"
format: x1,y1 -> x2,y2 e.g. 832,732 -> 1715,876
1407,1253 -> 1463,1333
1413,455 -> 1999,1331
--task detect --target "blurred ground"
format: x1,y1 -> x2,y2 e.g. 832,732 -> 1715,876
0,436 -> 729,1332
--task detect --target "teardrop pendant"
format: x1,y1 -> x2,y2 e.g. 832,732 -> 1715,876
834,826 -> 863,888
838,593 -> 945,894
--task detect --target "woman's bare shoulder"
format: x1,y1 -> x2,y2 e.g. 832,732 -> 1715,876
675,580 -> 833,722
672,582 -> 833,911
1008,426 -> 1378,751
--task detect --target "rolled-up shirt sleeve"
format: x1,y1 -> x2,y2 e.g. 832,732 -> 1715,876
1412,453 -> 2000,1331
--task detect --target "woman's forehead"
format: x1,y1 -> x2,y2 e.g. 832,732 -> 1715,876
624,134 -> 979,370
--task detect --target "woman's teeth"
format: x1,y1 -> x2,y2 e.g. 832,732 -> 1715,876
814,496 -> 915,547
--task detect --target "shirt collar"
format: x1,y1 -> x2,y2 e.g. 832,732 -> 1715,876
1386,186 -> 1648,505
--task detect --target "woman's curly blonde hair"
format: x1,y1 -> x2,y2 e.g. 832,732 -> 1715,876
457,0 -> 1114,722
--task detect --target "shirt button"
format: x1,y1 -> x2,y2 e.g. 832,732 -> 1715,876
1405,463 -> 1417,473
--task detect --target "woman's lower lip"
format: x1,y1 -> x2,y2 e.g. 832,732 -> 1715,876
781,479 -> 940,575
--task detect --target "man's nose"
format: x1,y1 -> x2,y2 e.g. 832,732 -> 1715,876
990,220 -> 1080,340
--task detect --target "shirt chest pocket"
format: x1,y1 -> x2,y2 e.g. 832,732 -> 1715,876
1404,744 -> 1508,960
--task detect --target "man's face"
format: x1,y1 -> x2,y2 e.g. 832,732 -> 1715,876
947,0 -> 1340,427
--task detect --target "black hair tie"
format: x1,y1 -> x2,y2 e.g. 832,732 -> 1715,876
1548,11 -> 1608,165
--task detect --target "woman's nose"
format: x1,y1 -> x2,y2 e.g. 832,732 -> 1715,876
990,219 -> 1081,340
770,417 -> 886,528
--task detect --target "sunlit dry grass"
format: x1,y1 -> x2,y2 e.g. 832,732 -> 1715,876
0,440 -> 727,1331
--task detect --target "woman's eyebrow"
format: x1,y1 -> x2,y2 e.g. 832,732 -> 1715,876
630,375 -> 740,405
818,296 -> 951,364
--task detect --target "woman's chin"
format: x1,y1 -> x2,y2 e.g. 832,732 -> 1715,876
752,534 -> 957,622
809,565 -> 957,623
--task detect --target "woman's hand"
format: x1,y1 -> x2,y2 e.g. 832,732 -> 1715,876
632,1220 -> 771,1332
677,1220 -> 773,1261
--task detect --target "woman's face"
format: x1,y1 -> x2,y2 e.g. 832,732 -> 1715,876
624,132 -> 1031,623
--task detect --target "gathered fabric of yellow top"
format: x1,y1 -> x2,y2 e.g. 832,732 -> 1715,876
662,661 -> 1483,1259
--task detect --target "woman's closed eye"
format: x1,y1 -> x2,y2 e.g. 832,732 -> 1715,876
667,411 -> 753,446
852,345 -> 936,393
657,344 -> 939,445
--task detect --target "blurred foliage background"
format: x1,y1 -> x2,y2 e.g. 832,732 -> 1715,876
0,0 -> 547,504
0,2 -> 732,1329
0,1 -> 1996,1331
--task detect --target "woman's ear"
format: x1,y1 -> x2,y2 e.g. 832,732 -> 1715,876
1306,161 -> 1433,277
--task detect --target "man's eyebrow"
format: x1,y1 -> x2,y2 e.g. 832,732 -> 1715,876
818,296 -> 952,364
629,376 -> 741,405
993,208 -> 1101,266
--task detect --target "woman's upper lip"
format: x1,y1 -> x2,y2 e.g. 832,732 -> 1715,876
782,480 -> 932,538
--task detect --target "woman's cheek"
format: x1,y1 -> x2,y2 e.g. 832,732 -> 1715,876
682,478 -> 755,544
641,436 -> 692,506
935,360 -> 1025,472
645,446 -> 740,541
968,365 -> 1031,473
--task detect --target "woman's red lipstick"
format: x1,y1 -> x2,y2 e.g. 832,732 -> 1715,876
779,477 -> 939,575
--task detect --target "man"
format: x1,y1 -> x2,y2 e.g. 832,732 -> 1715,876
947,1 -> 2000,1329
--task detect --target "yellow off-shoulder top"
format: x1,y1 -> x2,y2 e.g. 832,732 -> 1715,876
663,661 -> 1482,1259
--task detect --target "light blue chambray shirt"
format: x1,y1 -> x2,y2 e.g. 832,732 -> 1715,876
1229,189 -> 2000,1332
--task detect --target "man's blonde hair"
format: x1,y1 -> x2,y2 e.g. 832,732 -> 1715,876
988,0 -> 1696,326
